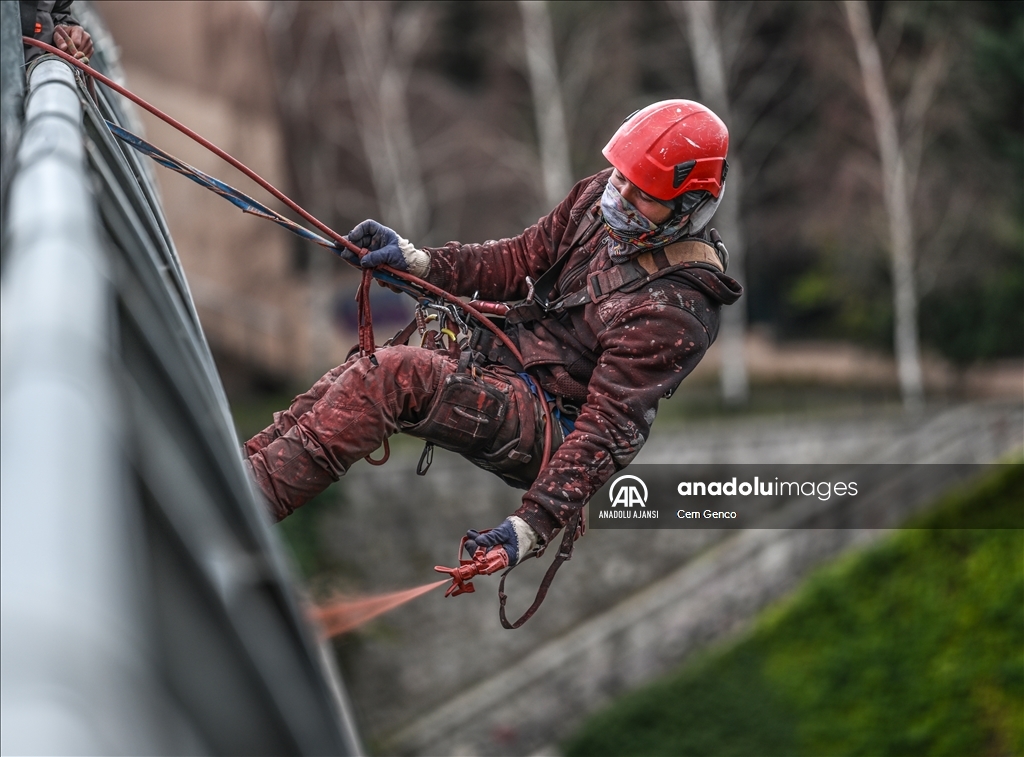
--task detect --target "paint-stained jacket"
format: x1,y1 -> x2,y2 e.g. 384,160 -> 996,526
424,169 -> 742,543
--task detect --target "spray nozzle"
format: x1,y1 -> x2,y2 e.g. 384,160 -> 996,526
434,535 -> 510,597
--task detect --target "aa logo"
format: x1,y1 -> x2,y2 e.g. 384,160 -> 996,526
609,474 -> 648,508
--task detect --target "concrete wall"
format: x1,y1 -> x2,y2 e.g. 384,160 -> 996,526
312,402 -> 1022,755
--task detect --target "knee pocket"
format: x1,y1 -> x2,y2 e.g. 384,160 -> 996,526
403,372 -> 509,453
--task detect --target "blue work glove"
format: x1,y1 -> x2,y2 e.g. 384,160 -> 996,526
345,219 -> 429,276
465,516 -> 540,566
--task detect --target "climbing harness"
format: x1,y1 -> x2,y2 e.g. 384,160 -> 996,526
24,37 -> 576,625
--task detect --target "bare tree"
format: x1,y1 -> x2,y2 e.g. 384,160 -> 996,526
844,0 -> 933,411
670,1 -> 749,405
265,2 -> 434,378
332,1 -> 432,239
518,0 -> 573,207
669,1 -> 832,405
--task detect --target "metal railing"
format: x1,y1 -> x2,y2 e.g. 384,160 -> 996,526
0,3 -> 361,752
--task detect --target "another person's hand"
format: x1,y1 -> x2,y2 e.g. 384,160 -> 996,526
465,516 -> 539,566
53,25 -> 94,61
345,219 -> 429,276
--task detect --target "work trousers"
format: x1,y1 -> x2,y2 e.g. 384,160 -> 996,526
245,345 -> 549,521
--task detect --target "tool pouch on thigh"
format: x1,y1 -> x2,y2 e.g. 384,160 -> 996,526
405,373 -> 508,453
472,372 -> 577,491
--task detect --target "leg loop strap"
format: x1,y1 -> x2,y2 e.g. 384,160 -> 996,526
497,510 -> 581,629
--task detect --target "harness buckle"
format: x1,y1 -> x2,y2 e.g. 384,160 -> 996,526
507,448 -> 532,463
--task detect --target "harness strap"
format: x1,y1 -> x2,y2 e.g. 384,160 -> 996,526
506,378 -> 537,464
636,239 -> 725,275
498,510 -> 582,629
527,205 -> 604,306
385,316 -> 421,347
550,238 -> 724,312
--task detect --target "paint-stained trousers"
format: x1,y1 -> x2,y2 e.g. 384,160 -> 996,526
245,345 -> 548,522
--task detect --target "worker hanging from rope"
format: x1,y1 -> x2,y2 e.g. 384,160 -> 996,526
22,38 -> 740,626
243,101 -> 742,620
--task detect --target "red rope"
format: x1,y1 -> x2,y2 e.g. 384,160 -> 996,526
355,269 -> 389,464
356,269 -> 376,356
23,37 -> 358,254
22,36 -> 553,470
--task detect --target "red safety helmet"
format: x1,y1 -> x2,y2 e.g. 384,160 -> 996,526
603,100 -> 729,204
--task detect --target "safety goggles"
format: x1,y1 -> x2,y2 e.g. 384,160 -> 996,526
655,186 -> 725,233
666,189 -> 711,216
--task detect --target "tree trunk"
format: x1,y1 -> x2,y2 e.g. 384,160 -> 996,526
305,126 -> 340,381
844,0 -> 924,412
333,1 -> 430,238
675,0 -> 749,405
518,0 -> 573,208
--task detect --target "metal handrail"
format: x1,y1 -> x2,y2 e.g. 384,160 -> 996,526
0,21 -> 361,754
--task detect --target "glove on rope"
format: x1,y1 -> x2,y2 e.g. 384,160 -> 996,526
466,516 -> 540,566
346,219 -> 429,276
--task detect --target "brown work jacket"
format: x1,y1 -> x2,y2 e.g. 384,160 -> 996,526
424,169 -> 742,542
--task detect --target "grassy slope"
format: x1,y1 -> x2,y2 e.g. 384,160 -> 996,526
564,464 -> 1024,757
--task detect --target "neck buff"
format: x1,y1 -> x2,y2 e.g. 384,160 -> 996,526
600,180 -> 692,262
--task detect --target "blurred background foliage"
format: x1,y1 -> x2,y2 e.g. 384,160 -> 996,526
263,0 -> 1022,368
563,463 -> 1024,757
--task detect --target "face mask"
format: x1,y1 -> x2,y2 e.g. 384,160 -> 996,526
600,180 -> 693,261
